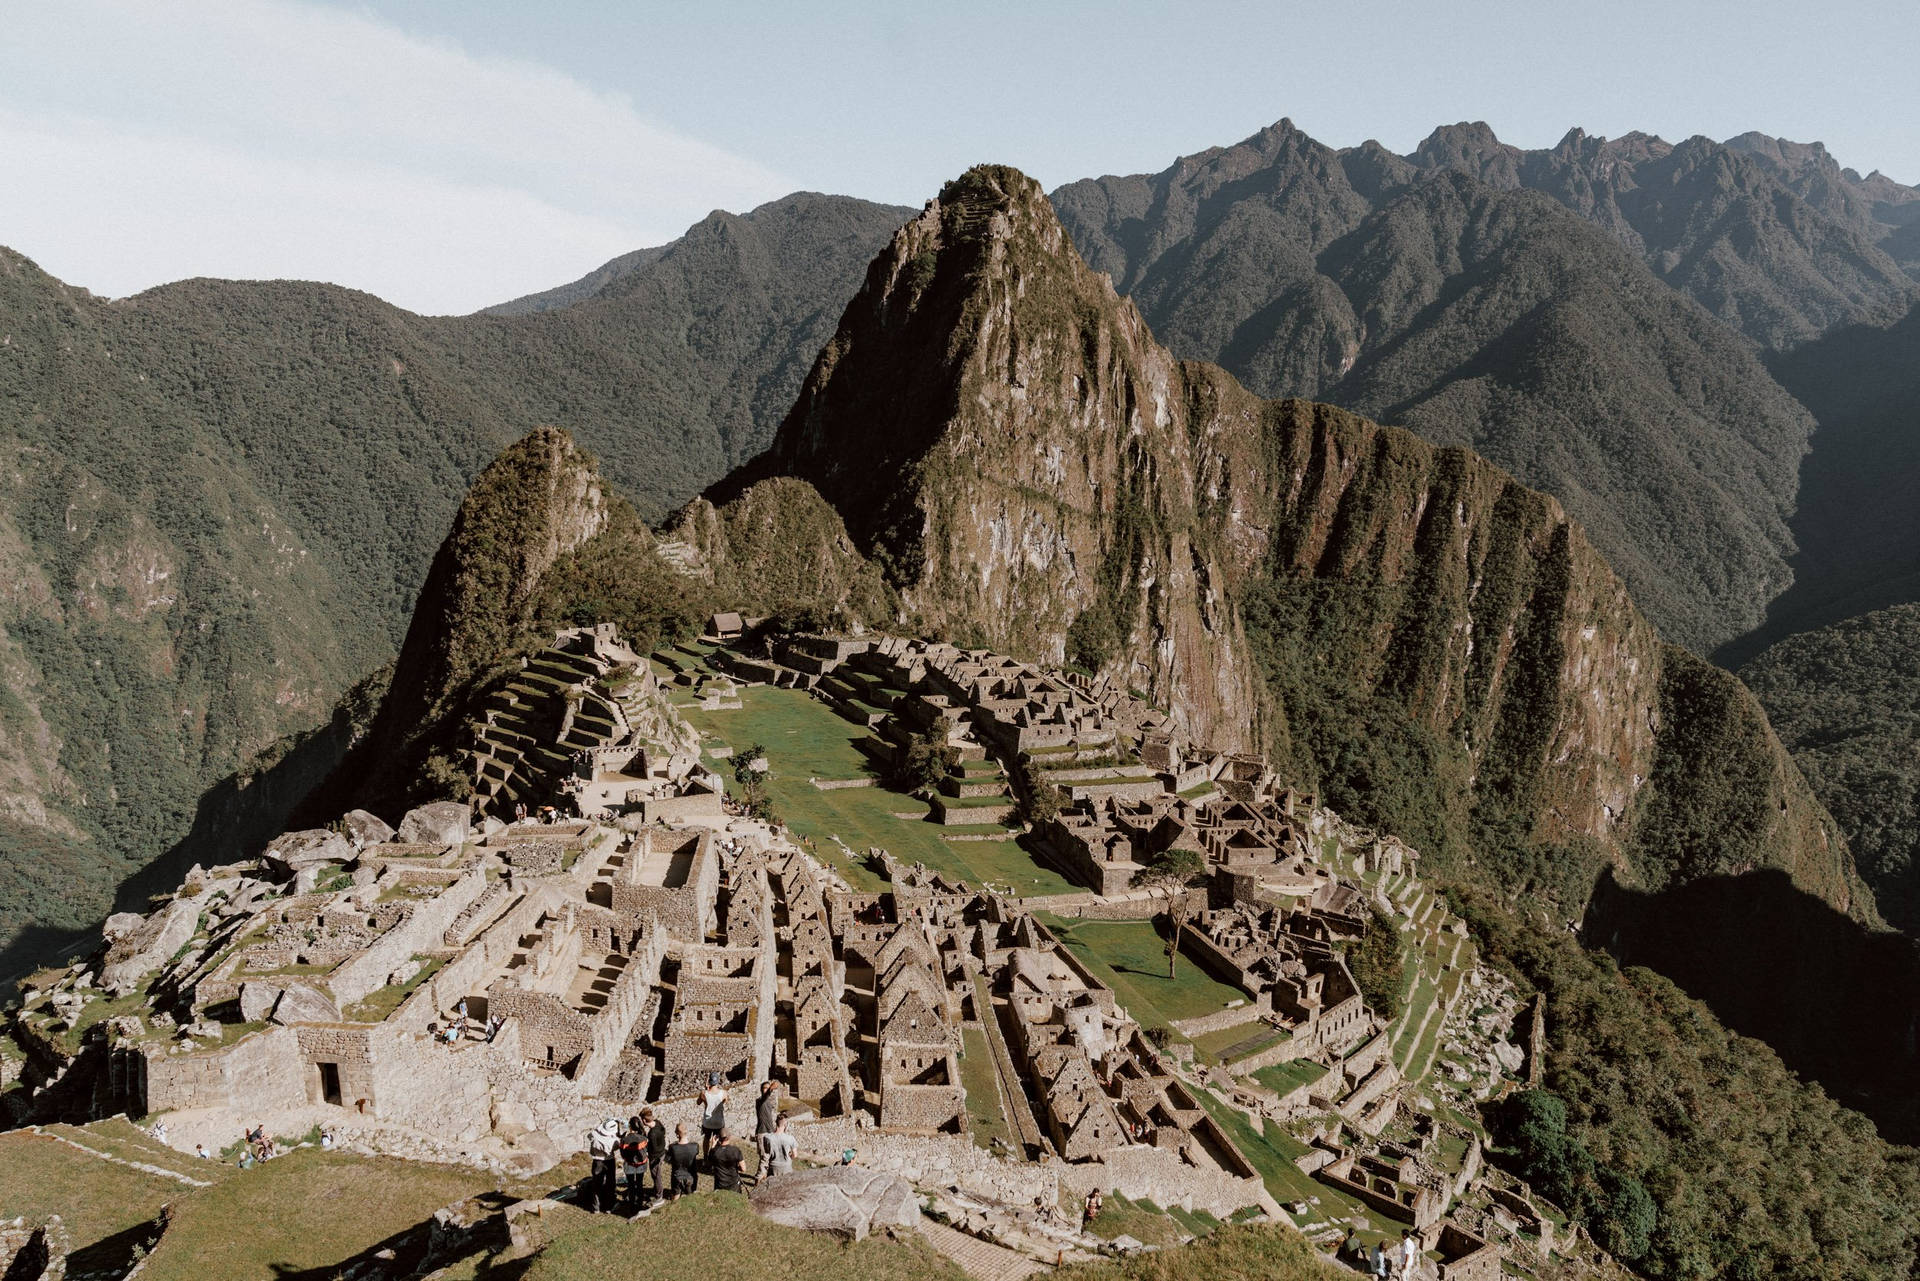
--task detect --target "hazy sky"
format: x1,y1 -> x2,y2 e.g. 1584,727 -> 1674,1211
3,0 -> 1915,314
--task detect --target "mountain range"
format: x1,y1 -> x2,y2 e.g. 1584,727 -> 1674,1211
3,119 -> 1919,1048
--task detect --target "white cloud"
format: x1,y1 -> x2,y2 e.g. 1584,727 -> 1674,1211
0,0 -> 793,313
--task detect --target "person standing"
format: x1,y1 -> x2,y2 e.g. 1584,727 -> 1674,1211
1399,1230 -> 1421,1278
709,1130 -> 746,1192
643,1108 -> 668,1206
586,1118 -> 621,1212
667,1123 -> 700,1199
699,1073 -> 729,1157
619,1116 -> 648,1207
755,1080 -> 781,1139
757,1114 -> 796,1181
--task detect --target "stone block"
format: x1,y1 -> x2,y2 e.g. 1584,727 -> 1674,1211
238,981 -> 280,1022
749,1166 -> 920,1241
341,809 -> 397,848
397,803 -> 471,847
270,983 -> 343,1026
264,828 -> 353,874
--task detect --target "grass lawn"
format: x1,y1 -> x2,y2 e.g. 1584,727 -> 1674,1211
0,1129 -> 187,1275
518,1191 -> 966,1281
679,685 -> 1075,896
1190,1022 -> 1285,1065
1252,1059 -> 1329,1097
1037,916 -> 1248,1030
139,1148 -> 492,1281
1085,1191 -> 1183,1246
1056,1221 -> 1345,1281
959,1027 -> 1014,1152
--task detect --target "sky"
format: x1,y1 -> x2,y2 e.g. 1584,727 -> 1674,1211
3,0 -> 1916,315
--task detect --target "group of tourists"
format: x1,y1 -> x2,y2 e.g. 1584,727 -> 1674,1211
579,1074 -> 798,1213
1342,1228 -> 1427,1278
431,997 -> 505,1046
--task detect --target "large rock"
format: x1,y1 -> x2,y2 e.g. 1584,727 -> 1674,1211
340,809 -> 396,848
100,898 -> 202,994
396,802 -> 471,847
263,828 -> 353,874
749,1166 -> 921,1241
100,912 -> 146,942
237,981 -> 281,1023
269,982 -> 343,1025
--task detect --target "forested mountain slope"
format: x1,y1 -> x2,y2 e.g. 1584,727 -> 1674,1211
1743,603 -> 1920,936
0,192 -> 904,957
1050,122 -> 1827,653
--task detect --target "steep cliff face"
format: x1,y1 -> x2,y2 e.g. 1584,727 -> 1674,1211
730,165 -> 1864,917
747,166 -> 1263,749
661,477 -> 891,622
304,427 -> 615,818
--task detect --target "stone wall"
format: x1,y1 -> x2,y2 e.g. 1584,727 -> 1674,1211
1057,1143 -> 1267,1219
574,927 -> 666,1095
141,1025 -> 306,1114
293,1024 -> 379,1111
329,869 -> 487,1006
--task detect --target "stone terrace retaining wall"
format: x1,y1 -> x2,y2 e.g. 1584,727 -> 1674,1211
329,869 -> 487,1006
1057,1142 -> 1268,1219
142,1026 -> 306,1114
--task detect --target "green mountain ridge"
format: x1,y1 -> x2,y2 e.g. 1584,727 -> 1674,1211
0,192 -> 906,955
1051,121 -> 1848,655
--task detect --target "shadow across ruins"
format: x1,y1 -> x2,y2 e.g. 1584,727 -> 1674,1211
0,707 -> 352,988
1583,867 -> 1920,1143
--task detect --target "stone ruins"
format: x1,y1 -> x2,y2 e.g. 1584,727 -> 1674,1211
3,622 -> 1611,1276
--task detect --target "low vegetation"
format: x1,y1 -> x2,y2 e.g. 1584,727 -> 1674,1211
1453,885 -> 1920,1280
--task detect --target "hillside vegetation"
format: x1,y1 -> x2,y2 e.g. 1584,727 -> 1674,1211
1050,122 -> 1836,654
0,193 -> 903,958
1743,603 -> 1920,935
1456,887 -> 1920,1280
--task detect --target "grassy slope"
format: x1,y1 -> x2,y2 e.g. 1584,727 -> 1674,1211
519,1193 -> 966,1281
1058,1220 -> 1344,1281
675,680 -> 1075,896
137,1149 -> 492,1280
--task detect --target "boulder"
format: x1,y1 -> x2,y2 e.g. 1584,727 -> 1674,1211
238,981 -> 281,1022
749,1166 -> 920,1241
396,802 -> 471,847
269,982 -> 343,1026
264,828 -> 353,874
101,912 -> 146,942
100,898 -> 202,994
340,809 -> 396,848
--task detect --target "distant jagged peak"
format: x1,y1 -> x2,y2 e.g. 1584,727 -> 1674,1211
1413,120 -> 1516,162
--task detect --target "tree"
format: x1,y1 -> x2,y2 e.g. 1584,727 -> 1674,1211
1346,903 -> 1407,1019
733,743 -> 770,787
1130,848 -> 1208,977
893,727 -> 958,794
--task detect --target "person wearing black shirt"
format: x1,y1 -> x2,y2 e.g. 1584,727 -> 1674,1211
642,1107 -> 668,1206
618,1116 -> 647,1207
709,1130 -> 746,1192
666,1122 -> 700,1200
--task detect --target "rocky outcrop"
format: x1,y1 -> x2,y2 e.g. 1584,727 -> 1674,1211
100,897 -> 202,994
340,809 -> 396,848
396,802 -> 470,847
721,164 -> 1867,919
268,983 -> 343,1026
749,1166 -> 921,1241
262,828 -> 352,874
